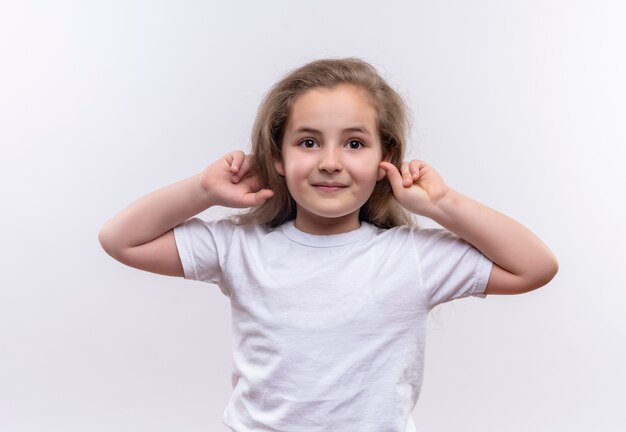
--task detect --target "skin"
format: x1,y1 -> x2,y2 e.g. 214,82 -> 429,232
100,84 -> 558,294
274,83 -> 391,235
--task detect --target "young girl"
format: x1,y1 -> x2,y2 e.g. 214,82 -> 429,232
99,57 -> 558,432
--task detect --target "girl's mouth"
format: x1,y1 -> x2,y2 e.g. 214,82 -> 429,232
313,185 -> 348,193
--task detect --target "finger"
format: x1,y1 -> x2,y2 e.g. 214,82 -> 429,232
379,162 -> 403,192
236,154 -> 255,179
244,188 -> 274,207
240,172 -> 264,190
400,162 -> 412,187
409,160 -> 421,181
227,150 -> 246,173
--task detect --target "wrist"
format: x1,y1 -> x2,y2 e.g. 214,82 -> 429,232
423,187 -> 459,222
194,172 -> 219,208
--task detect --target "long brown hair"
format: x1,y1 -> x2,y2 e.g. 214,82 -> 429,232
232,57 -> 416,229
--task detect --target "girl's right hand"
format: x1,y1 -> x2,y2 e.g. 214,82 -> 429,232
198,150 -> 274,208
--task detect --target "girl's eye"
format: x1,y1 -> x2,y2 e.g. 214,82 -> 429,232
346,139 -> 364,149
298,139 -> 364,149
299,139 -> 318,149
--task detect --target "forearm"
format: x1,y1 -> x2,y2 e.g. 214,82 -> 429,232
99,173 -> 213,251
425,188 -> 558,281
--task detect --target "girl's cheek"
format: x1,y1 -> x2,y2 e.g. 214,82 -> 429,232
283,165 -> 304,183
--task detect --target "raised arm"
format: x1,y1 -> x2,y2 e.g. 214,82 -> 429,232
380,160 -> 559,295
426,188 -> 559,295
97,173 -> 212,276
98,151 -> 274,276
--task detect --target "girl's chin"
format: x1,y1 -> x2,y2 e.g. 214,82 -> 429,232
295,206 -> 362,223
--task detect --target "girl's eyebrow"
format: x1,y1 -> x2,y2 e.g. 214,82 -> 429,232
291,126 -> 371,136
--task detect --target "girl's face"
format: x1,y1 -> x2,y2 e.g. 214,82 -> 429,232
275,83 -> 389,235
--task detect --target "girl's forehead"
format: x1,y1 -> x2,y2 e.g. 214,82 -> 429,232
286,85 -> 377,135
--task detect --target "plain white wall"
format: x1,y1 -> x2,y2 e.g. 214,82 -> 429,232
1,0 -> 624,431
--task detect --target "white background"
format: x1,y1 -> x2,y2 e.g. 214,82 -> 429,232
1,1 -> 625,431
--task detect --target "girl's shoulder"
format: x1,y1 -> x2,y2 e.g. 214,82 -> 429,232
369,221 -> 468,249
199,216 -> 275,234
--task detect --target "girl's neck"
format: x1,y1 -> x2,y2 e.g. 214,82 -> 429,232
293,210 -> 361,235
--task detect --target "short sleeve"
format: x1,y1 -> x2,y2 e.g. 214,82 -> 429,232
173,217 -> 236,295
413,228 -> 493,310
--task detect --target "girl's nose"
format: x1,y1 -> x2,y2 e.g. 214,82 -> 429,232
318,147 -> 343,173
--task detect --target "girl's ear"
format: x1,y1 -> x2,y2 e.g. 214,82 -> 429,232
377,153 -> 393,181
274,158 -> 285,176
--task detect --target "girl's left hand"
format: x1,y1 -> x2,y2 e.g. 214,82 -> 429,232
379,160 -> 451,217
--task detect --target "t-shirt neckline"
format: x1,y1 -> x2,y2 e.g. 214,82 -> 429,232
279,220 -> 375,247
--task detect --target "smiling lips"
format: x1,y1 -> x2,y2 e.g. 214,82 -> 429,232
312,182 -> 348,192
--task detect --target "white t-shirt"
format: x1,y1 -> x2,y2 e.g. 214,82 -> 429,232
173,218 -> 493,432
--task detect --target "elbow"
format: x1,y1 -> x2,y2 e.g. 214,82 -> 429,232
551,256 -> 560,279
544,253 -> 559,284
98,224 -> 119,259
527,255 -> 559,293
98,227 -> 112,256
